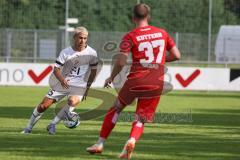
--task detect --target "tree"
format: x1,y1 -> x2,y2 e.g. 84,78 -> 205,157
0,0 -> 239,33
224,0 -> 240,17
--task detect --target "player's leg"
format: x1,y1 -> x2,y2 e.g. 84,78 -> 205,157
68,95 -> 81,111
49,86 -> 85,126
49,95 -> 81,126
87,78 -> 137,154
130,97 -> 160,140
86,98 -> 127,154
119,97 -> 160,159
96,81 -> 136,146
22,97 -> 55,133
32,89 -> 65,135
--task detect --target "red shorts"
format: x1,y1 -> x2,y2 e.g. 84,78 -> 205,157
136,97 -> 160,122
118,96 -> 160,122
118,68 -> 163,122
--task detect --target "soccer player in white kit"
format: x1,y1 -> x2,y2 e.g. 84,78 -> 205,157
22,27 -> 99,134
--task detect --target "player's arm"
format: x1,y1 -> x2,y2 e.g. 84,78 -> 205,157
104,33 -> 131,88
110,53 -> 128,80
54,50 -> 69,89
86,55 -> 99,88
104,53 -> 128,88
53,67 -> 69,89
81,68 -> 97,101
165,33 -> 181,62
82,55 -> 99,101
86,68 -> 97,88
165,46 -> 181,62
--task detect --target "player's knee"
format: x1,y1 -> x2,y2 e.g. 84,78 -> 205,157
68,98 -> 79,106
37,103 -> 49,112
136,117 -> 146,123
114,99 -> 125,113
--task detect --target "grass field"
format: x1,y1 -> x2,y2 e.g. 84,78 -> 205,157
0,86 -> 240,160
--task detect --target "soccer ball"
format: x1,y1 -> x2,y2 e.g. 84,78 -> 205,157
63,111 -> 80,129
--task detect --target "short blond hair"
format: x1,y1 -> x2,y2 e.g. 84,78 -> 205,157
73,26 -> 88,36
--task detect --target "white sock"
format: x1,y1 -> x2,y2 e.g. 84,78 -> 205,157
69,106 -> 75,112
97,137 -> 105,146
51,105 -> 69,125
26,107 -> 43,130
51,104 -> 75,125
128,137 -> 136,143
51,116 -> 61,125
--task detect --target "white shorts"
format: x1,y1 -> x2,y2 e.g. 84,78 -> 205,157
45,86 -> 86,102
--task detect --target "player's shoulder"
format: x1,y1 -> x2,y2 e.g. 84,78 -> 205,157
60,47 -> 74,56
86,45 -> 97,56
129,25 -> 167,34
122,30 -> 132,39
149,26 -> 168,33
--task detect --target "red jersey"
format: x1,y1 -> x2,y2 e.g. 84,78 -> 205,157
117,25 -> 175,118
120,25 -> 175,71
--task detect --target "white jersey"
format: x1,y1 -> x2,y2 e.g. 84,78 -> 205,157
51,46 -> 98,88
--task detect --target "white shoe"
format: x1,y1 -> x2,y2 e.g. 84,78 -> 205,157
21,128 -> 31,134
119,140 -> 135,159
47,124 -> 56,135
86,143 -> 103,154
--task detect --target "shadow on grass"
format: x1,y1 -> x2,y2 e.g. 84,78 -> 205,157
0,128 -> 239,160
0,106 -> 56,119
0,130 -> 124,160
166,92 -> 240,99
1,106 -> 240,127
195,109 -> 240,114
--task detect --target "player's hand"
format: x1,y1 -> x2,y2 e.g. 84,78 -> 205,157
60,79 -> 69,89
104,77 -> 113,88
82,88 -> 89,101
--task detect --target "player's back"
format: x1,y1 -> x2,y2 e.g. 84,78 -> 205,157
118,26 -> 175,104
122,25 -> 175,71
119,25 -> 175,85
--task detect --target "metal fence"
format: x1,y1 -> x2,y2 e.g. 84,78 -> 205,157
0,0 -> 240,65
0,28 -> 238,65
0,29 -> 218,63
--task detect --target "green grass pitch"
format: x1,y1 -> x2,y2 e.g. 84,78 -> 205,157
0,86 -> 239,160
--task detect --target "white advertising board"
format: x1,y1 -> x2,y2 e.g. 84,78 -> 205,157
0,63 -> 240,91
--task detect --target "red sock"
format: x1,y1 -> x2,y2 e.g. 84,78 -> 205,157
129,121 -> 144,141
100,107 -> 119,139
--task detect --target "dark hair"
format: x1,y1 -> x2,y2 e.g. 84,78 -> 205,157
133,3 -> 150,20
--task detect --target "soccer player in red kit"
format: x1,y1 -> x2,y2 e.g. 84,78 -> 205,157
87,3 -> 181,159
